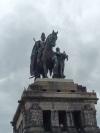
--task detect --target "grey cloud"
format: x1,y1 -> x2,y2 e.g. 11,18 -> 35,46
0,2 -> 50,78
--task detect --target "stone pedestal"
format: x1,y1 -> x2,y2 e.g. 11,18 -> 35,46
11,79 -> 100,133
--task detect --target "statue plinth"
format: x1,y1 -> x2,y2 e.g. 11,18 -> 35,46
33,78 -> 77,92
11,79 -> 100,133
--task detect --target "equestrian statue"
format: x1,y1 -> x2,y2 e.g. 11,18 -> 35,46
30,30 -> 68,79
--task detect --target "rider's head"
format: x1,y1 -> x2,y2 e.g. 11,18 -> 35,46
41,32 -> 46,41
56,47 -> 60,52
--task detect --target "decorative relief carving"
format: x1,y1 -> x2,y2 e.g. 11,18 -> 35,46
25,102 -> 32,111
30,102 -> 43,126
23,102 -> 43,127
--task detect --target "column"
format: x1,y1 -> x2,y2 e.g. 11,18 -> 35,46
66,112 -> 74,127
70,112 -> 74,127
51,111 -> 59,127
81,111 -> 85,127
93,110 -> 97,126
84,110 -> 88,126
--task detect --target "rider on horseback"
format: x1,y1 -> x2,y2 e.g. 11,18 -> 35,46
30,33 -> 46,77
37,33 -> 46,63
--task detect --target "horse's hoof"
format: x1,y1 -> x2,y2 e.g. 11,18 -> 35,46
44,77 -> 48,78
43,76 -> 48,78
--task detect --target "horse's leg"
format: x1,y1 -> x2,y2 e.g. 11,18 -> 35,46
43,63 -> 48,78
59,61 -> 63,78
60,61 -> 65,78
42,71 -> 45,78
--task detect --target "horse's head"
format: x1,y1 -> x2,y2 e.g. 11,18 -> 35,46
46,30 -> 58,47
51,30 -> 58,45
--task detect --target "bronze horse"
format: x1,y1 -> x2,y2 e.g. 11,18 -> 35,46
30,30 -> 58,79
40,30 -> 58,78
34,31 -> 58,79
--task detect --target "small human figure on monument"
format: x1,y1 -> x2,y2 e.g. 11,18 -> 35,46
37,33 -> 46,63
53,47 -> 68,78
53,47 -> 61,78
30,33 -> 46,78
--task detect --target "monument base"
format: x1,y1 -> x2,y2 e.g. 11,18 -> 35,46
11,79 -> 100,133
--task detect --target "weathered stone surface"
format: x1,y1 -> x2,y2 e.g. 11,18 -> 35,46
11,79 -> 100,133
33,78 -> 77,92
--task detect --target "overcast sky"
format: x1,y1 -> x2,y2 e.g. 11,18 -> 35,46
0,0 -> 100,132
